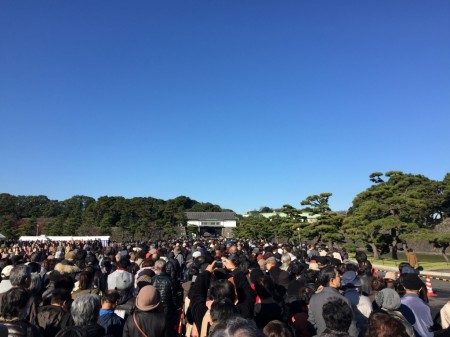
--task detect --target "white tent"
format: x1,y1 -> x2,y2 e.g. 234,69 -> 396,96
0,233 -> 5,240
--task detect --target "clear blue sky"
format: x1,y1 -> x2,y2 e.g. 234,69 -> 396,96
1,1 -> 449,214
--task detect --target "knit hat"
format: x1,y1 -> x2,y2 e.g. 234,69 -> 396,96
401,273 -> 423,291
341,271 -> 362,287
375,288 -> 401,310
116,272 -> 133,290
136,285 -> 160,311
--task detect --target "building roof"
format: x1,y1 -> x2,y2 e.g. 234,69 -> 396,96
185,212 -> 237,221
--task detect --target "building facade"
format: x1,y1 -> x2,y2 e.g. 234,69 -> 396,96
185,212 -> 237,238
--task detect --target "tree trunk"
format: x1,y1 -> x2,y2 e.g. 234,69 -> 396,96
442,246 -> 449,263
370,243 -> 380,260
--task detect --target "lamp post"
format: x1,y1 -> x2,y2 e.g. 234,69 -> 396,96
36,223 -> 39,236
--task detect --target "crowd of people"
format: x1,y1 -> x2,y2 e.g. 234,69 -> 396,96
0,238 -> 447,337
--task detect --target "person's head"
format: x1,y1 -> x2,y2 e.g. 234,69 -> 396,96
209,279 -> 236,303
154,259 -> 166,274
318,266 -> 341,288
322,298 -> 353,333
101,291 -> 120,309
400,273 -> 423,294
265,257 -> 277,270
371,277 -> 386,292
375,288 -> 401,311
29,273 -> 42,295
70,294 -> 101,326
51,288 -> 72,311
212,316 -> 265,337
78,270 -> 93,290
281,254 -> 291,265
210,298 -> 238,326
0,287 -> 30,319
366,312 -> 408,337
263,320 -> 293,337
355,251 -> 367,264
135,285 -> 160,312
117,257 -> 129,269
9,264 -> 31,288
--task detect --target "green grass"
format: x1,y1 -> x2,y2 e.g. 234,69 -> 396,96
364,252 -> 450,271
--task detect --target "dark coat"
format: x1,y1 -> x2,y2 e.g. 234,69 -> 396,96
98,311 -> 124,337
37,305 -> 71,337
0,318 -> 42,337
152,274 -> 177,316
122,310 -> 166,337
189,269 -> 255,333
56,323 -> 105,337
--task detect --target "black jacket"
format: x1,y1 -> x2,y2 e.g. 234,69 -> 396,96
152,274 -> 177,316
0,318 -> 42,337
122,310 -> 166,337
56,324 -> 105,337
189,269 -> 255,333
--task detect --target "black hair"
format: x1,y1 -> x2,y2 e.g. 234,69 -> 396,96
318,266 -> 339,287
301,269 -> 318,285
263,320 -> 293,337
102,290 -> 120,304
210,298 -> 238,323
117,257 -> 130,269
1,287 -> 29,319
355,251 -> 367,264
322,298 -> 353,332
54,276 -> 75,292
51,288 -> 72,305
209,279 -> 235,303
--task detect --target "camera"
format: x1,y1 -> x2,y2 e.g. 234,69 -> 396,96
215,258 -> 223,268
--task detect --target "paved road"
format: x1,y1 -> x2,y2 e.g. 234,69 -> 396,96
427,278 -> 450,318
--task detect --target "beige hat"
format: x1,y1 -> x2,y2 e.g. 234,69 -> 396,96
136,285 -> 160,311
384,271 -> 397,281
309,260 -> 319,271
1,265 -> 13,278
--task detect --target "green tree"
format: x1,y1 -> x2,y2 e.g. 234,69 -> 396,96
344,171 -> 443,259
301,193 -> 332,214
0,215 -> 19,239
234,214 -> 273,240
20,217 -> 38,236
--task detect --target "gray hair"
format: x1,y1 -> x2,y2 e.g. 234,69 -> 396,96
9,265 -> 31,287
281,254 -> 291,264
71,294 -> 101,326
212,317 -> 265,337
29,273 -> 42,295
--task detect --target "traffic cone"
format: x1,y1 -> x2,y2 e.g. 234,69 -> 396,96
425,275 -> 437,297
